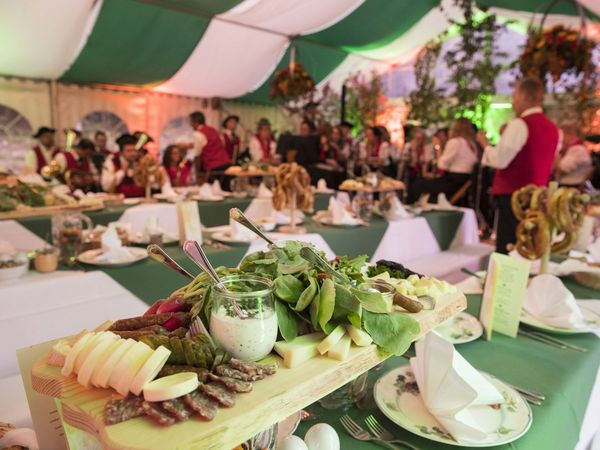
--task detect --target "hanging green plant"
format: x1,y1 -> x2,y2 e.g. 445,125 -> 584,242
269,62 -> 315,101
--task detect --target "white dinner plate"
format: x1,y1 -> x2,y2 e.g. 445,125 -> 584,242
153,193 -> 182,202
314,216 -> 364,227
123,198 -> 142,205
520,301 -> 600,334
191,194 -> 224,202
211,231 -> 261,245
433,312 -> 483,344
374,365 -> 532,447
128,233 -> 178,246
77,247 -> 148,267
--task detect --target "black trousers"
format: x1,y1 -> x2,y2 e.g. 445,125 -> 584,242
495,194 -> 518,254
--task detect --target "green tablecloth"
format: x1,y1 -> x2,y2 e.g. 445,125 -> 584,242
15,194 -> 333,239
295,282 -> 600,450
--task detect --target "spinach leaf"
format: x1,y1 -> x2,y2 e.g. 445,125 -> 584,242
293,276 -> 317,312
274,275 -> 305,303
362,311 -> 420,355
347,312 -> 361,329
318,278 -> 335,331
352,287 -> 393,313
309,284 -> 320,330
275,300 -> 299,342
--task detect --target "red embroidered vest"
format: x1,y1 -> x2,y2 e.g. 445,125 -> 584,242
222,132 -> 239,159
111,155 -> 145,197
492,113 -> 559,195
197,125 -> 230,171
62,152 -> 91,173
165,161 -> 192,187
33,146 -> 60,173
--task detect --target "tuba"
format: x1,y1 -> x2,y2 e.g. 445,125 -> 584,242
40,160 -> 62,181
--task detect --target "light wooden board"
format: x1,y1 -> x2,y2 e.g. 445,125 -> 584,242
32,290 -> 466,450
0,202 -> 103,220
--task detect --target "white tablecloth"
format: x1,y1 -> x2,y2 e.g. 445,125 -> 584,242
0,220 -> 47,251
243,232 -> 336,260
0,270 -> 146,378
117,203 -> 180,237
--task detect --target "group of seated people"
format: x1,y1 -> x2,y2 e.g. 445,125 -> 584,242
22,104 -> 596,201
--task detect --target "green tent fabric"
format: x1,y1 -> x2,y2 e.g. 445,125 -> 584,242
61,0 -> 242,85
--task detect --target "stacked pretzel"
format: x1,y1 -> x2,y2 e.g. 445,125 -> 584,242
273,163 -> 313,211
511,184 -> 589,259
134,155 -> 164,188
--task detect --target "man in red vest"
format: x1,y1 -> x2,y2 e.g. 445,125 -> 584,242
477,77 -> 560,253
101,134 -> 146,197
55,138 -> 98,192
23,126 -> 61,174
221,114 -> 240,163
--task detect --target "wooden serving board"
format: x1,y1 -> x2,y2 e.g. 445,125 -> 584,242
32,291 -> 466,450
0,202 -> 104,220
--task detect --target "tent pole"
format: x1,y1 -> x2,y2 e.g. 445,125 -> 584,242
49,80 -> 62,145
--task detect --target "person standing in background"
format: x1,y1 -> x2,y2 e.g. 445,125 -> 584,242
221,115 -> 240,163
23,127 -> 61,174
554,120 -> 592,188
477,77 -> 560,254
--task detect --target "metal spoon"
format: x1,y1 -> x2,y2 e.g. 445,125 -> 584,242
182,240 -> 248,319
147,244 -> 194,280
229,208 -> 275,245
299,247 -> 351,285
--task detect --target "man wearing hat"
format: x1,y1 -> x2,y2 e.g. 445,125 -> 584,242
101,134 -> 145,197
23,126 -> 61,174
221,115 -> 240,162
55,139 -> 98,192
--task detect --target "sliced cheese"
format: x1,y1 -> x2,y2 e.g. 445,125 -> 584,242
274,332 -> 324,369
129,346 -> 171,396
47,340 -> 71,367
74,332 -> 119,373
345,325 -> 373,346
327,334 -> 351,361
93,339 -> 135,388
61,333 -> 95,377
143,372 -> 198,402
77,337 -> 119,388
317,325 -> 345,355
110,341 -> 154,396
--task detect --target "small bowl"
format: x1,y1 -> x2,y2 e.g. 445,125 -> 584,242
34,248 -> 59,273
0,262 -> 29,281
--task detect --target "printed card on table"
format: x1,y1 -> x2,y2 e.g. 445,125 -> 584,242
177,201 -> 203,245
480,252 -> 530,340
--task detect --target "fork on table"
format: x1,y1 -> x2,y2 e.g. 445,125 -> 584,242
339,415 -> 418,450
365,415 -> 420,450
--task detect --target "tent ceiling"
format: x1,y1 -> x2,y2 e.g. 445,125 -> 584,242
0,0 -> 596,102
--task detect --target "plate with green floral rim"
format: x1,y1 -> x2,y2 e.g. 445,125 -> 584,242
433,312 -> 483,344
520,301 -> 600,335
373,365 -> 532,447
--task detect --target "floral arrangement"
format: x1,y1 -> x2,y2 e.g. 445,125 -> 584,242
269,63 -> 315,101
519,24 -> 595,83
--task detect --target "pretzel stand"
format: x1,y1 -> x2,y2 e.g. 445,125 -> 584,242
273,163 -> 313,234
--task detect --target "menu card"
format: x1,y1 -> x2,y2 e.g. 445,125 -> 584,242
480,252 -> 530,340
177,201 -> 203,245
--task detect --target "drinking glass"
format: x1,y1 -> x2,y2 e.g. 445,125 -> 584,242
209,274 -> 277,361
318,371 -> 369,411
352,191 -> 374,221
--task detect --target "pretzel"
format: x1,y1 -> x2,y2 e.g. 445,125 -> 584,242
514,210 -> 551,259
273,163 -> 313,211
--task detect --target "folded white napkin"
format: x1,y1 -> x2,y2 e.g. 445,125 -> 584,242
336,192 -> 351,206
410,333 -> 504,444
329,197 -> 359,225
524,274 -> 588,329
211,180 -> 226,196
142,216 -> 160,241
229,218 -> 255,241
256,182 -> 273,198
316,178 -> 330,192
98,227 -> 132,262
275,209 -> 305,225
197,182 -> 218,200
383,196 -> 411,220
436,193 -> 454,210
587,238 -> 600,262
161,182 -> 177,196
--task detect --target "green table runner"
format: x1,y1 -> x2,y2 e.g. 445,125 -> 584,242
296,292 -> 600,450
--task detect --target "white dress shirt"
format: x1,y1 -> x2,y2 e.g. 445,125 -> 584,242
556,144 -> 592,185
192,130 -> 208,158
101,155 -> 127,193
248,136 -> 275,162
438,137 -> 478,174
482,106 -> 561,169
359,141 -> 392,163
23,144 -> 56,174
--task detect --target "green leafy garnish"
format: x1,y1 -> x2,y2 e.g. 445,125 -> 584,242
362,311 -> 420,355
294,276 -> 317,312
318,278 -> 335,331
352,287 -> 393,313
275,300 -> 299,342
274,274 -> 304,303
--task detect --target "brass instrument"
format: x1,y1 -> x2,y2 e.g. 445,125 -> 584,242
40,160 -> 61,180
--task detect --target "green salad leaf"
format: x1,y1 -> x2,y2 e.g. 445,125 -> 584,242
274,274 -> 305,303
309,284 -> 320,330
318,278 -> 335,331
362,311 -> 420,355
332,283 -> 361,321
352,287 -> 393,313
275,300 -> 299,342
294,276 -> 317,312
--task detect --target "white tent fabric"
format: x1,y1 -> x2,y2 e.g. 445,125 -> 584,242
156,0 -> 364,97
0,0 -> 101,79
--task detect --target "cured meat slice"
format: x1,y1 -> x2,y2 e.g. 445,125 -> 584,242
198,383 -> 236,407
142,402 -> 175,426
207,373 -> 252,393
215,364 -> 264,381
183,391 -> 219,420
230,358 -> 277,376
104,395 -> 146,425
160,397 -> 191,422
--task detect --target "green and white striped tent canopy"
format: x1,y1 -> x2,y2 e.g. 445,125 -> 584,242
1,0 -> 597,103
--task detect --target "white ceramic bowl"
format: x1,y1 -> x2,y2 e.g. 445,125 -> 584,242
0,262 -> 29,282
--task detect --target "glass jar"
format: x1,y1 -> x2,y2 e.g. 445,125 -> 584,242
318,371 -> 369,411
209,274 -> 277,362
231,176 -> 249,197
357,279 -> 395,304
51,212 -> 93,267
352,191 -> 374,221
